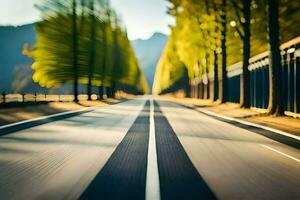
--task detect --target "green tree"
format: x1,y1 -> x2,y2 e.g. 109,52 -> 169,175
25,0 -> 148,100
230,0 -> 251,108
87,0 -> 96,100
72,0 -> 79,102
220,0 -> 228,103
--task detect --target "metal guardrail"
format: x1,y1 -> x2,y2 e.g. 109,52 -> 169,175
189,36 -> 300,117
0,93 -> 99,104
227,36 -> 300,115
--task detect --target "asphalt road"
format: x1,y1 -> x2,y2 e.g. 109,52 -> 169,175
0,97 -> 299,200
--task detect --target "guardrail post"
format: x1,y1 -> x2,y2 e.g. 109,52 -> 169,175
207,75 -> 210,100
292,49 -> 297,114
282,51 -> 287,111
262,67 -> 266,108
250,69 -> 253,107
259,68 -> 263,108
200,82 -> 204,99
254,69 -> 256,108
287,52 -> 291,112
296,53 -> 300,113
190,84 -> 192,98
194,83 -> 197,98
22,93 -> 25,102
290,52 -> 295,112
2,92 -> 6,103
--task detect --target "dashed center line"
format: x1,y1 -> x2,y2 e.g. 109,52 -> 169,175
261,145 -> 300,163
146,99 -> 161,200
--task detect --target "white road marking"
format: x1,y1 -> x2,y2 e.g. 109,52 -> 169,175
261,145 -> 300,163
146,99 -> 161,200
0,99 -> 145,199
0,106 -> 96,130
195,107 -> 300,141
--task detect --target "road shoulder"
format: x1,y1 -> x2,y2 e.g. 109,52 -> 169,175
0,99 -> 128,136
162,97 -> 300,149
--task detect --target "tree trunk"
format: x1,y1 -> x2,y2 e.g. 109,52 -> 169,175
80,0 -> 86,31
214,51 -> 219,101
87,0 -> 96,101
240,0 -> 251,108
110,18 -> 120,99
2,92 -> 6,103
99,86 -> 104,100
220,0 -> 227,103
267,0 -> 284,115
212,0 -> 219,102
106,87 -> 111,98
100,19 -> 107,100
111,81 -> 116,98
206,53 -> 210,100
72,0 -> 79,102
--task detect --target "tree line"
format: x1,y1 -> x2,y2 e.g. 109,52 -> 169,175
24,0 -> 148,102
153,0 -> 299,115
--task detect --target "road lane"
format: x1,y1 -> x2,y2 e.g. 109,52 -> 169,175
0,97 -> 299,200
80,101 -> 150,200
154,101 -> 216,200
0,98 -> 146,200
157,99 -> 300,200
146,99 -> 160,200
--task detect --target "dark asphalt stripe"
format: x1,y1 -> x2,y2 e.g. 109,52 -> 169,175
0,110 -> 92,136
176,102 -> 300,150
0,99 -> 129,137
80,101 -> 150,200
154,101 -> 217,200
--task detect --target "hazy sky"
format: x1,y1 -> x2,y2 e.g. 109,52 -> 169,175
0,0 -> 173,40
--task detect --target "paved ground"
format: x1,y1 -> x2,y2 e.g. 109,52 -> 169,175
0,99 -> 120,126
157,100 -> 300,200
0,99 -> 144,200
164,96 -> 300,137
0,97 -> 299,200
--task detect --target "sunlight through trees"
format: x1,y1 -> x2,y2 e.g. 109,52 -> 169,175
153,0 -> 299,115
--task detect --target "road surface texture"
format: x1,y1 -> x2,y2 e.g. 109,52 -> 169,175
156,100 -> 300,200
0,97 -> 299,200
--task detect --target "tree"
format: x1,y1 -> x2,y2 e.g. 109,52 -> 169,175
153,0 -> 299,117
25,0 -> 148,99
99,1 -> 111,99
110,17 -> 121,98
72,0 -> 79,102
212,0 -> 221,101
267,0 -> 283,115
153,33 -> 186,95
153,0 -> 222,98
230,0 -> 251,108
87,0 -> 96,100
220,0 -> 228,103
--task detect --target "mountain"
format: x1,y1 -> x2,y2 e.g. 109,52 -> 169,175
0,23 -> 37,93
131,32 -> 168,92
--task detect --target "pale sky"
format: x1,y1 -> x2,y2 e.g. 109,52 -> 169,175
0,0 -> 173,40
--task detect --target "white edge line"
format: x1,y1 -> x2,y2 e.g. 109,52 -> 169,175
194,107 -> 300,141
146,99 -> 161,200
261,144 -> 300,163
178,101 -> 300,164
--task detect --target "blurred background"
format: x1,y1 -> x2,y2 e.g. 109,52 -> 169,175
0,0 -> 172,100
0,0 -> 299,117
